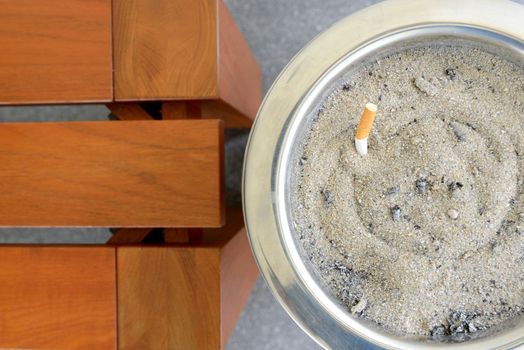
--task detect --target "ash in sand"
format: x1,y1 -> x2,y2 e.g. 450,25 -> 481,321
293,45 -> 524,340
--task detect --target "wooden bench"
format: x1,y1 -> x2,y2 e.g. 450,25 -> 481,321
0,120 -> 224,228
0,210 -> 254,349
0,0 -> 260,348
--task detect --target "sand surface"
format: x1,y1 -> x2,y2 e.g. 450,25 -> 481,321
294,45 -> 524,339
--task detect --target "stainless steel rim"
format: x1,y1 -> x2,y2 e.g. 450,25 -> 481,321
243,1 -> 524,349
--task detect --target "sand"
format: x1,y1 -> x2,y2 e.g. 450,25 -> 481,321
293,45 -> 524,340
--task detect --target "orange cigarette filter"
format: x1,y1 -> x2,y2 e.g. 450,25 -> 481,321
355,103 -> 377,140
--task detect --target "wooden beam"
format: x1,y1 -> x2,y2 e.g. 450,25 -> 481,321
216,212 -> 259,346
107,103 -> 154,120
163,228 -> 203,243
217,0 -> 262,122
117,247 -> 221,349
162,101 -> 202,120
200,100 -> 253,128
0,0 -> 112,104
106,103 -> 162,244
113,0 -> 262,123
105,102 -> 164,244
0,120 -> 224,227
0,246 -> 116,349
163,100 -> 253,128
114,0 -> 218,100
220,226 -> 257,345
117,209 -> 258,349
103,98 -> 155,242
160,100 -> 204,244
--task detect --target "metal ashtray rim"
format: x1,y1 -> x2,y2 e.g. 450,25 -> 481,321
243,1 -> 524,349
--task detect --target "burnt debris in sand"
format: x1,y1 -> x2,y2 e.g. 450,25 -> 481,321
430,310 -> 482,341
294,46 -> 524,339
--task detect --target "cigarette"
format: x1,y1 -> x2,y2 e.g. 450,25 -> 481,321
355,103 -> 377,155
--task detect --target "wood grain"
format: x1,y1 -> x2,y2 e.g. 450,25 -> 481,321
163,228 -> 203,243
0,120 -> 224,227
200,100 -> 254,128
202,208 -> 259,347
114,0 -> 218,100
0,0 -> 112,104
163,228 -> 190,243
0,246 -> 116,350
162,101 -> 202,120
217,0 -> 262,122
113,0 -> 261,124
218,211 -> 259,347
117,247 -> 221,350
164,100 -> 253,128
117,209 -> 258,349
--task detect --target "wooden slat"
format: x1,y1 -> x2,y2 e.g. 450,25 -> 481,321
217,211 -> 259,347
0,0 -> 112,104
163,228 -> 190,243
201,209 -> 259,346
117,208 -> 258,349
113,0 -> 262,124
162,101 -> 202,120
163,228 -> 203,243
117,246 -> 221,350
161,102 -> 208,245
163,100 -> 253,128
114,0 -> 218,100
217,0 -> 262,123
0,120 -> 224,227
0,246 -> 116,350
200,100 -> 254,128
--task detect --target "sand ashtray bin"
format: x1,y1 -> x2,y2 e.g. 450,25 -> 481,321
243,0 -> 524,349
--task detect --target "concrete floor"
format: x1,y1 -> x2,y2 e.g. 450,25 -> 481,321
1,1 -> 522,349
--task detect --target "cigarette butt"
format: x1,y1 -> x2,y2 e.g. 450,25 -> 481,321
355,103 -> 377,155
356,103 -> 377,140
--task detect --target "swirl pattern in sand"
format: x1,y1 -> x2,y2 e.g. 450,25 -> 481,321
294,46 -> 524,339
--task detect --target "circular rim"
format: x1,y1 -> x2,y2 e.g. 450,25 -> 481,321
243,1 -> 524,349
